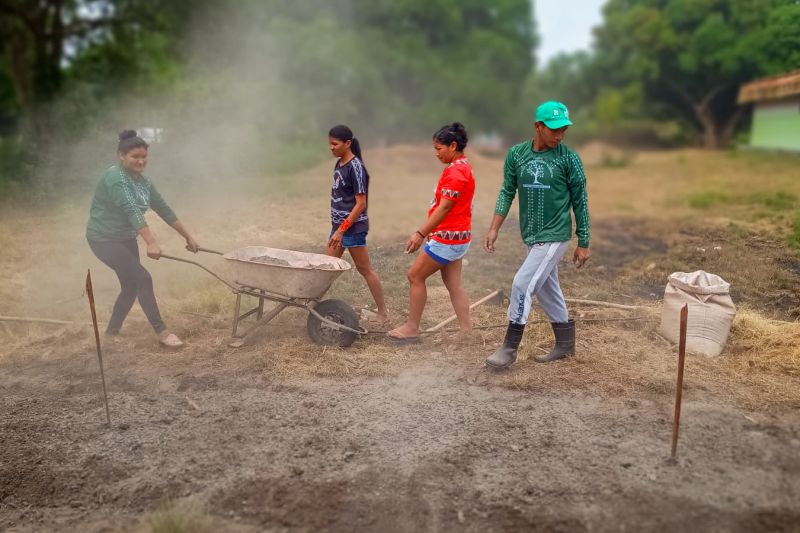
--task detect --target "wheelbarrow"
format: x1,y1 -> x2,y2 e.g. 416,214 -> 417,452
160,246 -> 365,347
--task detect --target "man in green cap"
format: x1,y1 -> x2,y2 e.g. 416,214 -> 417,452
484,101 -> 590,369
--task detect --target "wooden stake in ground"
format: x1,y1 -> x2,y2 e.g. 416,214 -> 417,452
670,304 -> 689,459
85,270 -> 111,426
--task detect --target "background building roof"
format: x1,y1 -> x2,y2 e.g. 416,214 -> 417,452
738,70 -> 800,104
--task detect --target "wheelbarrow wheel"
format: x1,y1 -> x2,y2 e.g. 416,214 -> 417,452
307,299 -> 359,347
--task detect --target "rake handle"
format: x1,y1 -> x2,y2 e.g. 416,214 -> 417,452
424,290 -> 503,333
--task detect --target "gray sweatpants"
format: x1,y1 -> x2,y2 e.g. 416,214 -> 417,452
508,241 -> 570,325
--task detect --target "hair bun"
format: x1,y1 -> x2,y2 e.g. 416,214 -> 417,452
118,130 -> 138,142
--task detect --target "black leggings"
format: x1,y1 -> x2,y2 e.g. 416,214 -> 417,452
88,239 -> 166,334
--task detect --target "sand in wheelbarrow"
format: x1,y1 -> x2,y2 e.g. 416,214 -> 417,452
250,254 -> 342,270
250,255 -> 291,267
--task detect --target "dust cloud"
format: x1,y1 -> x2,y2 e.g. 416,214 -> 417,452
2,3 -> 361,321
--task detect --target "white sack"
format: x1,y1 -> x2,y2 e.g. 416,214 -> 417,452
658,270 -> 736,357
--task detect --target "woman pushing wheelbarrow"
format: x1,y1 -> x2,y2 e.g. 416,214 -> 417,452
86,130 -> 201,348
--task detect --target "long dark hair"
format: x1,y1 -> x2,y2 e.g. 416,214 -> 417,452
117,130 -> 148,154
328,124 -> 362,161
433,122 -> 468,152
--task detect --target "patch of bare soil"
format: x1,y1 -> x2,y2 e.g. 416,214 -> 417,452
1,329 -> 799,532
573,218 -> 800,319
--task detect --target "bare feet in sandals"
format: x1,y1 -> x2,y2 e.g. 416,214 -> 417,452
386,323 -> 421,344
158,330 -> 185,348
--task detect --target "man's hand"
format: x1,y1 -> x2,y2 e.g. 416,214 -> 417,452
484,229 -> 499,253
147,242 -> 162,259
573,246 -> 590,268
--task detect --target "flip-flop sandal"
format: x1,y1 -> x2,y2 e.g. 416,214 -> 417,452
386,332 -> 421,344
158,332 -> 185,348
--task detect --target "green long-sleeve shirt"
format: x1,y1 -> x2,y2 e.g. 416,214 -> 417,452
86,165 -> 178,242
494,141 -> 590,248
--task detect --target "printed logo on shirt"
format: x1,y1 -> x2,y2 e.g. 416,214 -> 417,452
521,159 -> 551,190
333,170 -> 344,190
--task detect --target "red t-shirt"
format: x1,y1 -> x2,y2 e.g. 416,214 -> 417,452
428,157 -> 475,244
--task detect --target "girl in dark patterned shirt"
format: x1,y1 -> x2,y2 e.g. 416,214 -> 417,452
325,125 -> 388,326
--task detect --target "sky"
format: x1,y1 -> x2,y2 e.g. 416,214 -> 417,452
534,0 -> 606,66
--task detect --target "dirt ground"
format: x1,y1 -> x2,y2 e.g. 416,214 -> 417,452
1,146 -> 799,532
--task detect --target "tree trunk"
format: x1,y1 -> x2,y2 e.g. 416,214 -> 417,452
720,106 -> 746,148
668,82 -> 728,149
6,29 -> 33,108
695,102 -> 722,149
31,1 -> 64,103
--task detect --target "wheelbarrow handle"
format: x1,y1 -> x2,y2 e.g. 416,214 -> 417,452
159,254 -> 238,291
196,247 -> 225,255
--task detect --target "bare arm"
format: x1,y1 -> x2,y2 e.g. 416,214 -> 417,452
328,194 -> 366,248
405,198 -> 456,253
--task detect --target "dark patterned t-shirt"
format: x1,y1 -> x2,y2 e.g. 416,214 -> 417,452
331,157 -> 369,234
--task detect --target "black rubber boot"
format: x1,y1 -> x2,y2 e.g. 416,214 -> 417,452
534,319 -> 575,363
486,322 -> 525,369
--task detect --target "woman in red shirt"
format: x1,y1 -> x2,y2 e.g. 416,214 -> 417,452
388,122 -> 475,343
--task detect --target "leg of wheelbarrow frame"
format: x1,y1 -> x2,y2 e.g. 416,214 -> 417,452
257,290 -> 265,320
230,302 -> 289,347
232,292 -> 243,338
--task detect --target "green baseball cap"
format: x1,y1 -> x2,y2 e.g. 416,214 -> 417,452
535,101 -> 573,129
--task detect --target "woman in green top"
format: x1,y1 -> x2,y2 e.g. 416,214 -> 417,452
86,130 -> 199,348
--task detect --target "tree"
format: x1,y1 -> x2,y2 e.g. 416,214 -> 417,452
523,51 -> 597,121
0,1 -> 194,120
593,0 -> 800,148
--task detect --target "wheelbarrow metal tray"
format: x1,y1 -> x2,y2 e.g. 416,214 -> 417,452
223,246 -> 350,299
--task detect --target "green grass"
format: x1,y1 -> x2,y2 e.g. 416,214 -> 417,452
789,212 -> 800,249
752,191 -> 797,211
688,190 -> 797,211
688,191 -> 731,209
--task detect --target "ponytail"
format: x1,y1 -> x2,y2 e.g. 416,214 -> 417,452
328,124 -> 363,162
433,122 -> 468,152
350,137 -> 362,161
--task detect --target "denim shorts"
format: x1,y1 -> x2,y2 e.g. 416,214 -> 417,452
424,240 -> 470,265
330,229 -> 368,248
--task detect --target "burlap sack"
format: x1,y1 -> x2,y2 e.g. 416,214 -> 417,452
658,270 -> 736,356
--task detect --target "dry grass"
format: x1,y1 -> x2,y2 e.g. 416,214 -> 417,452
461,304 -> 800,410
141,500 -> 211,533
169,295 -> 798,411
1,146 -> 799,413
